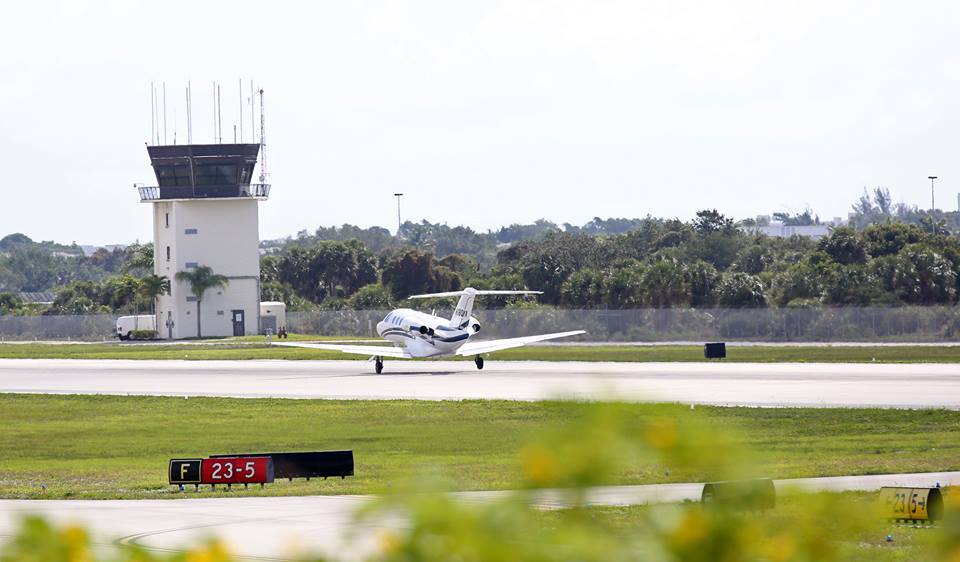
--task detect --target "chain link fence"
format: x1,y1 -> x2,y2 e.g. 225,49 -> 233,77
2,307 -> 959,342
287,307 -> 960,342
0,314 -> 117,341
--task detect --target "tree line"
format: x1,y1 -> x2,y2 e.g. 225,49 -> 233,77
259,209 -> 960,311
3,194 -> 960,315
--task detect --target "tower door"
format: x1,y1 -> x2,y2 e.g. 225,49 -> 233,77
165,311 -> 174,340
231,310 -> 245,336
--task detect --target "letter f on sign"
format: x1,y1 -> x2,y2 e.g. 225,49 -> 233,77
181,463 -> 189,480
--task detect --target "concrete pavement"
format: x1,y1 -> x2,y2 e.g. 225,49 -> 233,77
0,358 -> 958,408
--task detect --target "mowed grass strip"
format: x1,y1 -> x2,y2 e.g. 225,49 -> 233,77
1,394 -> 959,500
1,342 -> 960,362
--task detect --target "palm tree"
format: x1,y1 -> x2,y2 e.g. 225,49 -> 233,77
138,274 -> 170,313
175,266 -> 229,338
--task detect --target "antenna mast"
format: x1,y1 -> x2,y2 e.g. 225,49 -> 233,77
186,81 -> 194,145
259,88 -> 266,182
239,78 -> 244,143
162,82 -> 167,145
154,84 -> 161,145
150,82 -> 155,145
217,83 -> 223,144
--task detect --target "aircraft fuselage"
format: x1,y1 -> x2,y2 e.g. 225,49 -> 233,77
376,308 -> 480,357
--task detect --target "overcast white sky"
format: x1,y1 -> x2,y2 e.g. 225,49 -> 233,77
2,1 -> 959,245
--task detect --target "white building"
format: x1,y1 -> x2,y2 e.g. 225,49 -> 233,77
740,217 -> 846,240
138,144 -> 269,339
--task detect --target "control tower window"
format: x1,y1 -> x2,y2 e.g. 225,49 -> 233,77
156,164 -> 192,186
194,163 -> 238,186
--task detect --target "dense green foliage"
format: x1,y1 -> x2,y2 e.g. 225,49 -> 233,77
259,212 -> 960,311
5,191 -> 960,315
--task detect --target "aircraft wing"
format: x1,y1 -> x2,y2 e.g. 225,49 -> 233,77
272,341 -> 412,359
455,330 -> 586,356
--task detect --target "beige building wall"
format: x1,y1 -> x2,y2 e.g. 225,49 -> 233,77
153,199 -> 261,339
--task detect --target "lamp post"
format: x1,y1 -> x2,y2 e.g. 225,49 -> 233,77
394,193 -> 404,236
928,176 -> 938,235
929,176 -> 938,211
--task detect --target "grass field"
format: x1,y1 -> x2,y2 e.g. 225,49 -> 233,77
1,394 -> 958,500
1,341 -> 960,362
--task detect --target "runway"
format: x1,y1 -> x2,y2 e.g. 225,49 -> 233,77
1,358 -> 959,408
1,472 -> 956,560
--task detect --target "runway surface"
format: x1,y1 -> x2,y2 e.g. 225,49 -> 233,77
2,472 -> 956,560
1,358 -> 959,408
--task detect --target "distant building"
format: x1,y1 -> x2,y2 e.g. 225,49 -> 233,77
79,244 -> 128,257
741,217 -> 845,240
137,144 -> 270,339
17,292 -> 56,305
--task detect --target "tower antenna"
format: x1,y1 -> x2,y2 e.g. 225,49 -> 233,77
150,82 -> 155,145
239,78 -> 244,143
162,82 -> 167,145
217,83 -> 223,144
154,84 -> 161,145
186,81 -> 193,145
259,88 -> 266,182
250,80 -> 255,143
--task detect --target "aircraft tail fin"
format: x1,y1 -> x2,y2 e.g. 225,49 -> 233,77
407,288 -> 542,329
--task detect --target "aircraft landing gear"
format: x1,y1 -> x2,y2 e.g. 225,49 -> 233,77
375,356 -> 383,374
474,356 -> 484,370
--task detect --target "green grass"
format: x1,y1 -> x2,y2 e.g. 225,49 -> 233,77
1,341 -> 960,362
1,394 -> 959,500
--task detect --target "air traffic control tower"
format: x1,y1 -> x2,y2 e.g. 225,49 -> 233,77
137,144 -> 269,339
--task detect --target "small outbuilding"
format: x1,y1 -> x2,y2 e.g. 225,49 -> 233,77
259,301 -> 286,335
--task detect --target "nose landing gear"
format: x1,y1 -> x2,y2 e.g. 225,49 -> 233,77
474,356 -> 484,370
375,356 -> 384,374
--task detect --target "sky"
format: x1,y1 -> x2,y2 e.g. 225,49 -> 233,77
2,0 -> 959,246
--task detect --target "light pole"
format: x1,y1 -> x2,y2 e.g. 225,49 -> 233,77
394,193 -> 404,236
929,176 -> 938,211
928,176 -> 938,235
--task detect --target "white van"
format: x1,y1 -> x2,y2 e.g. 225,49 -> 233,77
116,315 -> 157,340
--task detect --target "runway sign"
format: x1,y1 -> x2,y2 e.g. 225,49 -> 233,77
169,458 -> 203,485
879,487 -> 944,521
169,457 -> 274,486
209,450 -> 354,480
201,457 -> 274,485
701,478 -> 775,511
704,342 -> 727,359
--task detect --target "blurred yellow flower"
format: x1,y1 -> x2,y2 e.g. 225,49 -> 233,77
763,532 -> 797,562
520,444 -> 558,486
377,530 -> 402,554
670,509 -> 710,546
645,418 -> 679,451
60,525 -> 90,562
185,541 -> 231,562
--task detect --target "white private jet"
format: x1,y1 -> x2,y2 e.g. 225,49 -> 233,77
273,287 -> 585,373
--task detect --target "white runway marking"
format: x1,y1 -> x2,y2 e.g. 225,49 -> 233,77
0,359 -> 959,408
